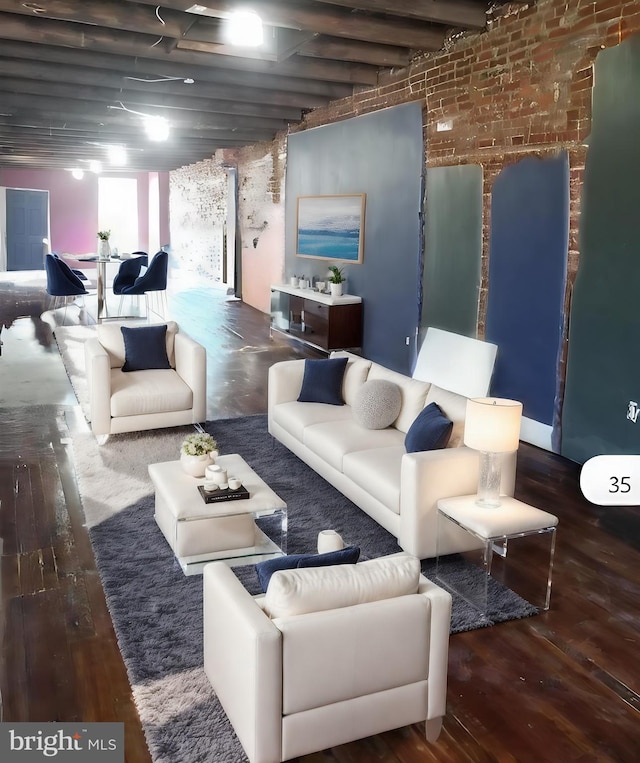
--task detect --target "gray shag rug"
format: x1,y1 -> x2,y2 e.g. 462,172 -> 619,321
67,413 -> 537,763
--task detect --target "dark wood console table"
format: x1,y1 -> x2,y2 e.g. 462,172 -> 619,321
270,285 -> 362,352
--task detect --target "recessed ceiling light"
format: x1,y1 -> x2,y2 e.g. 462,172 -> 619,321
107,145 -> 127,166
183,78 -> 195,85
89,160 -> 102,174
71,168 -> 84,180
226,10 -> 263,47
144,115 -> 170,141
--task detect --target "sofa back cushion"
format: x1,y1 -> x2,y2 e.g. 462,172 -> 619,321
366,365 -> 431,433
424,384 -> 468,447
330,351 -> 372,406
264,552 -> 420,619
97,321 -> 178,369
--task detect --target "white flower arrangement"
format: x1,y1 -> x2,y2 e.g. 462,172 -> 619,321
181,432 -> 217,457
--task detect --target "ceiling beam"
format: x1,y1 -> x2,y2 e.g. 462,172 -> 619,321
0,91 -> 289,132
297,36 -> 410,68
307,0 -> 488,29
0,43 -> 345,105
134,0 -> 448,49
0,75 -> 302,123
0,12 -> 379,86
0,116 -> 278,144
0,0 -> 189,39
0,60 -> 303,119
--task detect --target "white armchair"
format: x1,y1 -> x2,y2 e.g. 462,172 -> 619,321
203,553 -> 452,763
84,320 -> 206,437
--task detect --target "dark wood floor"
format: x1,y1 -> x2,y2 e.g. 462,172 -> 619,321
1,276 -> 639,762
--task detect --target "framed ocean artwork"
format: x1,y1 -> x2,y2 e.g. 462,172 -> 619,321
296,194 -> 365,263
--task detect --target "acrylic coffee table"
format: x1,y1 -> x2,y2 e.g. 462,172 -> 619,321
149,453 -> 287,575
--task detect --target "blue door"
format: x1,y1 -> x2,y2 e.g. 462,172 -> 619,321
6,189 -> 49,270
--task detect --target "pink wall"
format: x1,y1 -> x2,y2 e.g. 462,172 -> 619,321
0,169 -> 171,257
0,168 -> 99,253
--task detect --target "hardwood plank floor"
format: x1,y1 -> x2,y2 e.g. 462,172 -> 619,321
0,272 -> 639,761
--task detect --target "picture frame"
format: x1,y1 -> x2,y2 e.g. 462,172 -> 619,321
296,194 -> 365,263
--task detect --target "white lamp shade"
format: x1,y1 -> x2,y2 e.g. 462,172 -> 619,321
464,397 -> 523,453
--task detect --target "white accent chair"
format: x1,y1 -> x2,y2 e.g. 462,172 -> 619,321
203,553 -> 452,763
84,321 -> 206,438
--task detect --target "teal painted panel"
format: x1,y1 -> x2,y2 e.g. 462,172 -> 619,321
562,35 -> 640,462
421,165 -> 482,338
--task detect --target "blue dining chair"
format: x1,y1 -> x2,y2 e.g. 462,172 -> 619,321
120,250 -> 169,319
45,253 -> 89,325
51,252 -> 89,281
112,255 -> 146,316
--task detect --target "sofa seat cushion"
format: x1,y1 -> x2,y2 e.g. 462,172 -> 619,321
303,420 -> 405,472
342,446 -> 405,515
110,368 -> 193,417
272,401 -> 353,442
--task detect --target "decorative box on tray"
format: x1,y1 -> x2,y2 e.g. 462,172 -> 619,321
198,484 -> 250,504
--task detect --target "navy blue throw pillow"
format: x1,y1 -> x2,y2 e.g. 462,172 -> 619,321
121,324 -> 171,372
256,546 -> 361,593
404,402 -> 453,453
297,545 -> 360,570
297,357 -> 348,405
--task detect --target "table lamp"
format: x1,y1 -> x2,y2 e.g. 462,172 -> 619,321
464,397 -> 523,507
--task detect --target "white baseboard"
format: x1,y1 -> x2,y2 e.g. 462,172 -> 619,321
520,417 -> 554,452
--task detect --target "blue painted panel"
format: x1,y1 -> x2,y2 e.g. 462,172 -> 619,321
422,165 -> 482,338
286,102 -> 423,374
486,154 -> 569,426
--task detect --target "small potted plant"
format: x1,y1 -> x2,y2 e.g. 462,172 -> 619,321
328,265 -> 346,297
180,432 -> 219,477
97,230 -> 111,259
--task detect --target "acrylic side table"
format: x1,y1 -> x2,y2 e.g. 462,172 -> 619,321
436,495 -> 558,616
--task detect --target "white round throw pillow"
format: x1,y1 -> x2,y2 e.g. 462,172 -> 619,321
353,379 -> 402,429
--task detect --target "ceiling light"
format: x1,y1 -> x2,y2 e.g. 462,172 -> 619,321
144,115 -> 170,141
89,160 -> 102,174
107,145 -> 128,166
183,78 -> 195,85
71,168 -> 84,180
226,10 -> 263,47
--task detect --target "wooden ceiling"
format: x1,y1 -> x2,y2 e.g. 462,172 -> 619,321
0,0 -> 492,172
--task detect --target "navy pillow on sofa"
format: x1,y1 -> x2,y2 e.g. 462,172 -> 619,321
256,545 -> 361,593
121,324 -> 171,372
404,402 -> 453,453
297,357 -> 348,405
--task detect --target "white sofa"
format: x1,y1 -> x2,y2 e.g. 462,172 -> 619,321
268,351 -> 517,559
204,553 -> 452,763
84,320 -> 206,437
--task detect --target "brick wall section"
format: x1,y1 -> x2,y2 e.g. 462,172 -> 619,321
169,155 -> 228,278
171,0 -> 640,331
286,0 -> 640,385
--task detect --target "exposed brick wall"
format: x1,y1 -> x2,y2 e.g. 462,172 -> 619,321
170,0 -> 640,339
169,155 -> 228,278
